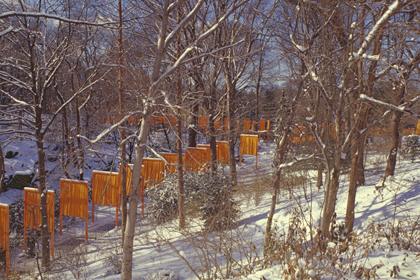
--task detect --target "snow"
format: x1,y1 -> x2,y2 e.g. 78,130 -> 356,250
3,132 -> 420,279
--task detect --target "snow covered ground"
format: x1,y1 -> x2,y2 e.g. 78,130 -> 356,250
2,138 -> 420,279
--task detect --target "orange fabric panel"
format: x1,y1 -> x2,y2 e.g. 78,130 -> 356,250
216,141 -> 229,164
199,117 -> 207,131
0,204 -> 9,277
243,118 -> 251,131
128,116 -> 137,125
214,118 -> 221,130
119,163 -> 134,195
163,115 -> 176,126
416,120 -> 420,135
92,171 -> 120,207
151,115 -> 164,125
185,147 -> 207,172
162,153 -> 183,174
24,188 -> 55,232
0,204 -> 8,250
259,119 -> 266,131
197,144 -> 212,163
240,134 -> 259,156
143,158 -> 165,186
59,179 -> 88,219
224,118 -> 229,131
251,120 -> 255,131
403,128 -> 416,136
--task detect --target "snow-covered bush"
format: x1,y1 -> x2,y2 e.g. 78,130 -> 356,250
401,135 -> 420,162
145,172 -> 238,229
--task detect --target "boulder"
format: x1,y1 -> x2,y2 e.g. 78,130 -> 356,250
3,172 -> 34,191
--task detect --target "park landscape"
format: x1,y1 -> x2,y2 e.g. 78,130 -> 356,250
1,0 -> 420,279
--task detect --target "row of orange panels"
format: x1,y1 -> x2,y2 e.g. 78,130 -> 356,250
102,115 -> 271,133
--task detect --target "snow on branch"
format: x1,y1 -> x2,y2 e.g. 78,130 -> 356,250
277,154 -> 315,171
0,11 -> 118,27
360,94 -> 420,118
77,110 -> 145,145
0,88 -> 32,107
164,0 -> 205,49
0,26 -> 22,36
356,0 -> 407,57
153,0 -> 247,90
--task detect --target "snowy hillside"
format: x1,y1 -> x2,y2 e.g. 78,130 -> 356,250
2,139 -> 420,279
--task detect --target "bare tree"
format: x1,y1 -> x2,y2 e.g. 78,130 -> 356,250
0,0 -> 109,267
118,1 -> 247,278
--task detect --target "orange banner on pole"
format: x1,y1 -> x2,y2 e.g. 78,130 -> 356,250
216,141 -> 229,164
185,147 -> 207,172
23,188 -> 54,256
59,179 -> 89,240
240,134 -> 259,168
143,158 -> 165,187
243,118 -> 251,131
91,171 -> 120,226
259,119 -> 266,132
164,115 -> 177,126
0,203 -> 9,277
199,117 -> 208,132
214,117 -> 221,130
197,144 -> 211,163
119,163 -> 134,195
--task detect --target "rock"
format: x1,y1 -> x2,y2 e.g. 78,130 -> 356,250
3,173 -> 34,191
5,151 -> 19,158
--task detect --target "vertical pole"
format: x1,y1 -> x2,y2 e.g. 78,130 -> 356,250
23,190 -> 27,251
4,205 -> 10,277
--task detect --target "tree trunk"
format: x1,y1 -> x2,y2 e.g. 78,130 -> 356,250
384,110 -> 403,179
0,142 -> 4,195
35,104 -> 50,269
316,161 -> 323,189
209,117 -> 217,176
177,113 -> 185,229
188,104 -> 198,147
122,107 -> 152,279
226,75 -> 237,185
118,0 -> 127,245
321,117 -> 342,238
76,97 -> 84,180
345,143 -> 359,234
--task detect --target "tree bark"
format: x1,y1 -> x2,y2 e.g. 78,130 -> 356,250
384,109 -> 403,178
122,107 -> 151,279
0,142 -> 4,195
188,104 -> 198,147
226,75 -> 237,185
